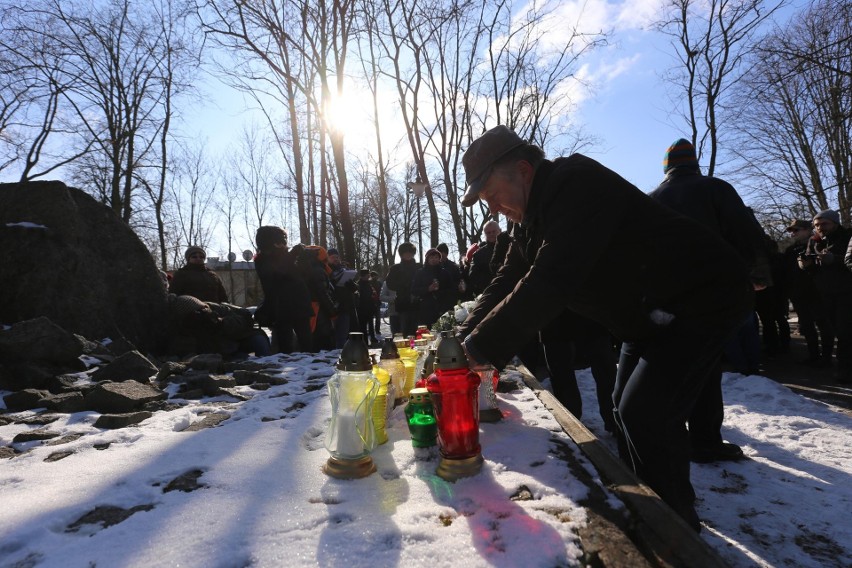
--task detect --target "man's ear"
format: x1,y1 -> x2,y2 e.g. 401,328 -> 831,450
518,160 -> 535,184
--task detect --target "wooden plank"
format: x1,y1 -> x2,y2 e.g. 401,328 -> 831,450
515,365 -> 731,568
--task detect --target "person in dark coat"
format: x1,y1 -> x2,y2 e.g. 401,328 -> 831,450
253,227 -> 313,353
411,248 -> 455,328
467,220 -> 501,296
327,248 -> 359,348
356,269 -> 379,345
784,219 -> 833,365
649,138 -> 771,464
754,235 -> 791,356
457,125 -> 752,532
169,246 -> 229,303
802,209 -> 852,383
385,242 -> 421,338
293,244 -> 338,352
436,242 -> 464,308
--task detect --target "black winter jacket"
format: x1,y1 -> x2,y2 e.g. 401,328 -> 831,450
805,228 -> 852,297
649,168 -> 772,288
254,248 -> 313,324
385,259 -> 421,312
462,155 -> 753,369
411,263 -> 456,327
169,264 -> 228,303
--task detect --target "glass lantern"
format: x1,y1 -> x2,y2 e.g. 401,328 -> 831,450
405,387 -> 437,448
425,334 -> 483,481
379,338 -> 405,406
474,364 -> 502,423
323,332 -> 380,479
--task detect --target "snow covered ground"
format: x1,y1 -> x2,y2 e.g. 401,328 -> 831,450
1,349 -> 850,568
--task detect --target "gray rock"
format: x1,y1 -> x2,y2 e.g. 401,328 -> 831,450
188,353 -> 223,372
163,469 -> 206,493
45,450 -> 74,462
49,374 -> 85,392
0,446 -> 22,459
90,350 -> 158,383
43,392 -> 86,413
13,429 -> 61,443
44,433 -> 84,446
232,369 -> 285,386
0,317 -> 86,367
195,374 -> 237,395
0,181 -> 168,351
182,413 -> 229,432
15,413 -> 61,426
3,389 -> 51,411
156,361 -> 187,382
218,387 -> 250,401
65,504 -> 155,533
94,411 -> 153,429
84,381 -> 166,413
141,400 -> 184,412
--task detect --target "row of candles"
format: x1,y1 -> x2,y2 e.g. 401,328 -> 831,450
322,329 -> 502,481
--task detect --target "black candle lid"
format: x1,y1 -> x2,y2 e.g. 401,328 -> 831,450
380,337 -> 401,359
337,332 -> 372,371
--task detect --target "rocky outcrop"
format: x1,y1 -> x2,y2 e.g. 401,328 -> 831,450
0,181 -> 167,351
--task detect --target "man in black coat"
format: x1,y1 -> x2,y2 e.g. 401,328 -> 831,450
803,209 -> 852,383
385,242 -> 422,338
458,125 -> 752,531
784,219 -> 832,364
467,220 -> 501,296
649,138 -> 771,464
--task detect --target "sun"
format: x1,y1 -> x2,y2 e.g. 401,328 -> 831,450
321,81 -> 406,161
323,87 -> 366,137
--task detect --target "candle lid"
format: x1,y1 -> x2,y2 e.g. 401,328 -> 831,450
380,337 -> 401,359
421,347 -> 437,378
337,332 -> 372,371
435,334 -> 469,369
409,387 -> 431,403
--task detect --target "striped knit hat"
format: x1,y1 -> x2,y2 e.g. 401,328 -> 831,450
663,138 -> 699,173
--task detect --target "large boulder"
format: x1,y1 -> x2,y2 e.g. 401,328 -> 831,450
0,181 -> 167,351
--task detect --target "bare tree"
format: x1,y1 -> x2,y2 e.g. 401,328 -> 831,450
169,141 -> 219,264
734,0 -> 852,224
658,0 -> 787,175
0,3 -> 94,179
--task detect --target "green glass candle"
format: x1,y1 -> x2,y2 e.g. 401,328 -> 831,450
405,387 -> 437,448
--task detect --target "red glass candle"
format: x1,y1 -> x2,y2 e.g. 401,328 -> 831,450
426,367 -> 481,458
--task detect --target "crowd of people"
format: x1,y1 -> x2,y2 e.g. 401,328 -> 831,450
158,124 -> 851,534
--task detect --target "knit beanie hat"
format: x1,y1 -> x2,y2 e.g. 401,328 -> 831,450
184,246 -> 205,261
424,248 -> 441,260
327,248 -> 340,257
814,209 -> 841,225
255,226 -> 287,250
663,138 -> 699,173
